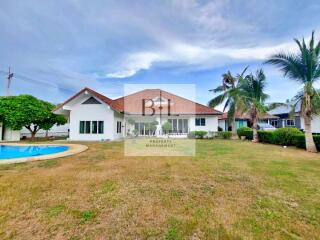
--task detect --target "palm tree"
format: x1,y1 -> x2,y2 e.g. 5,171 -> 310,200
239,69 -> 269,142
265,31 -> 320,152
208,67 -> 247,136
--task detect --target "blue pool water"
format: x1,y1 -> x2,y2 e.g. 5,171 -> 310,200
0,145 -> 69,159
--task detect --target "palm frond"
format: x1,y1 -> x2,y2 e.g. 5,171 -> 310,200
209,85 -> 225,93
208,94 -> 225,107
265,53 -> 305,82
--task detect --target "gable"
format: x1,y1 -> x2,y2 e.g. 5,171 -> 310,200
82,97 -> 101,104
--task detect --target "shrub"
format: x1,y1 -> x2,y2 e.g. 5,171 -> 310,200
217,131 -> 232,139
293,135 -> 320,151
188,131 -> 207,139
273,127 -> 302,146
237,127 -> 252,139
257,131 -> 275,144
293,134 -> 306,149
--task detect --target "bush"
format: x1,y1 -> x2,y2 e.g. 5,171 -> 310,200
273,127 -> 302,146
187,131 -> 207,139
237,127 -> 252,139
293,135 -> 320,151
258,131 -> 275,144
217,131 -> 232,139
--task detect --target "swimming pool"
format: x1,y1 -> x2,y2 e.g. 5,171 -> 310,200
0,145 -> 69,160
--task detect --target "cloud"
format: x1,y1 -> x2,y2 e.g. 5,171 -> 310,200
106,52 -> 168,78
0,0 -> 319,102
106,41 -> 298,78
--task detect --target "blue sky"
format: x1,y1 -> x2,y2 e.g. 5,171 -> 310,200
1,0 -> 320,109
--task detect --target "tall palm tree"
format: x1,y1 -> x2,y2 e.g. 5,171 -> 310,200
208,67 -> 247,136
265,31 -> 320,152
239,69 -> 269,142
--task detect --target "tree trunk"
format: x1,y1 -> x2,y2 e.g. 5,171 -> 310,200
31,131 -> 37,141
252,116 -> 258,143
231,115 -> 238,139
303,93 -> 317,153
304,115 -> 317,153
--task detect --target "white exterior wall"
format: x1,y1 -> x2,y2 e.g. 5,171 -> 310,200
20,124 -> 70,138
300,115 -> 320,133
69,99 -> 115,141
218,120 -> 226,131
3,128 -> 20,141
0,122 -> 3,140
189,115 -> 219,132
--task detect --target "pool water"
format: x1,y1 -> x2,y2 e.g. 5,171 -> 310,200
0,145 -> 69,159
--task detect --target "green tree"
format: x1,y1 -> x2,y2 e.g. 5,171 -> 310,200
0,95 -> 67,140
265,31 -> 320,152
239,70 -> 269,142
208,67 -> 247,136
162,121 -> 172,135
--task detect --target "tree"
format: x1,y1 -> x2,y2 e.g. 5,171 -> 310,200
265,31 -> 320,152
208,67 -> 248,137
0,95 -> 67,140
239,70 -> 269,142
162,121 -> 172,135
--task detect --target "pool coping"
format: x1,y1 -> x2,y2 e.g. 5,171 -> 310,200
0,143 -> 88,164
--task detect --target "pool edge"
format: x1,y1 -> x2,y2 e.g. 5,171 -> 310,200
0,143 -> 88,164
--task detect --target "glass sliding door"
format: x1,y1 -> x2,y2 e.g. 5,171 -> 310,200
183,119 -> 188,133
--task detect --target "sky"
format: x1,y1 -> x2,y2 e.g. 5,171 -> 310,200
1,0 -> 320,110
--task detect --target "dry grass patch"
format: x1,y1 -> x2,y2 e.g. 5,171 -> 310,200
0,140 -> 319,239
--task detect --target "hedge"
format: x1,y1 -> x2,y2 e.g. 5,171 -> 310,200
237,127 -> 253,140
187,131 -> 207,139
272,128 -> 302,146
257,131 -> 275,144
293,135 -> 320,151
217,131 -> 232,139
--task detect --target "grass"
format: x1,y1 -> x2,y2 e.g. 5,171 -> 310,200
0,139 -> 319,239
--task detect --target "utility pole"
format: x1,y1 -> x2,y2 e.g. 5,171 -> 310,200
6,67 -> 14,96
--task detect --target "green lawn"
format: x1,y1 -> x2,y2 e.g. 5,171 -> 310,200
0,140 -> 320,239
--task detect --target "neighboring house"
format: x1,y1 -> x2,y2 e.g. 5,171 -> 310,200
20,123 -> 70,138
53,87 -> 222,141
0,122 -> 20,141
218,111 -> 279,131
268,105 -> 320,133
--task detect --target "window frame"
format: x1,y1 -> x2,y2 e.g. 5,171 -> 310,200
117,121 -> 122,133
92,121 -> 98,134
98,121 -> 104,134
195,118 -> 206,126
79,121 -> 85,134
286,119 -> 295,126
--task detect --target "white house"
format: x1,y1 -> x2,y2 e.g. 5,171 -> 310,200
53,87 -> 222,141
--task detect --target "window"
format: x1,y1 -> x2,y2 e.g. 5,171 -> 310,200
270,120 -> 278,127
92,121 -> 98,134
117,121 -> 122,133
98,121 -> 104,134
286,119 -> 295,126
80,121 -> 85,134
85,121 -> 91,133
195,118 -> 206,126
79,121 -> 104,134
82,97 -> 101,104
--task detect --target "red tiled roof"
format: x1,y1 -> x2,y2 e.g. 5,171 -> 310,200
54,87 -> 222,115
113,89 -> 222,115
